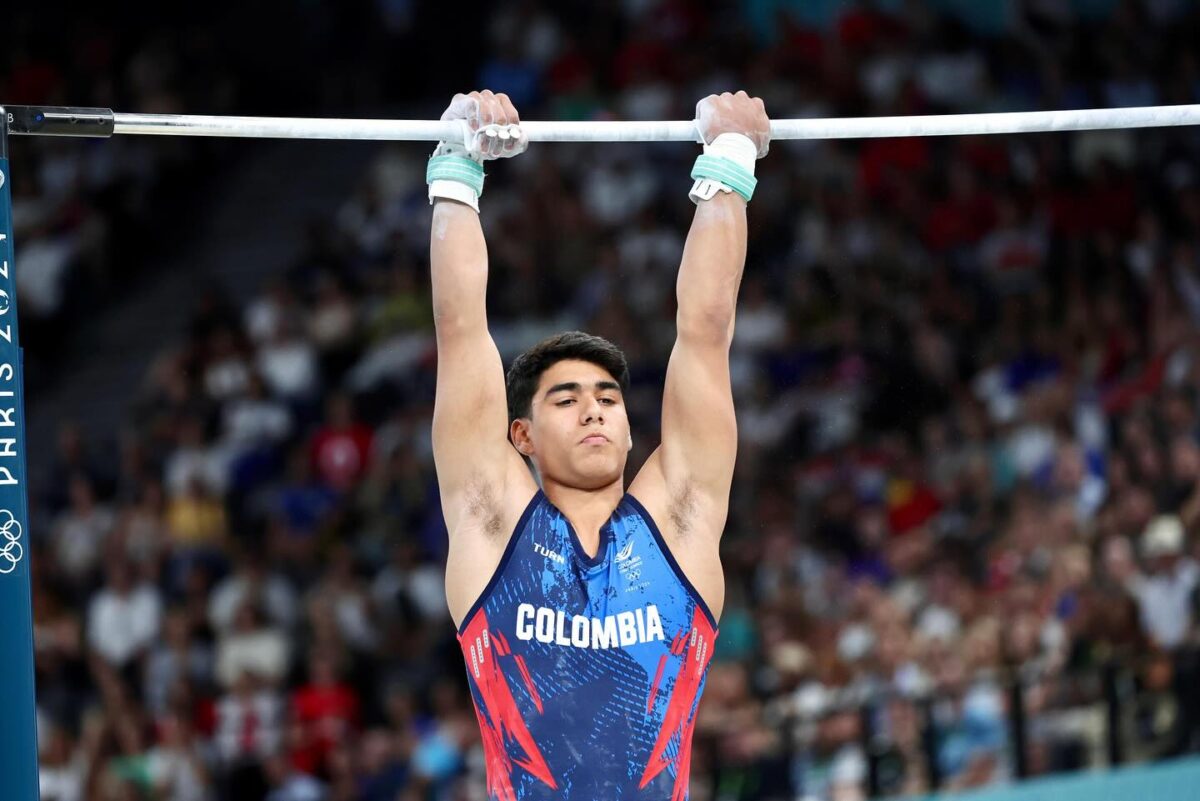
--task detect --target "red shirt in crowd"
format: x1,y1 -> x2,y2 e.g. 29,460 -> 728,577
887,478 -> 942,534
290,681 -> 360,774
310,424 -> 373,492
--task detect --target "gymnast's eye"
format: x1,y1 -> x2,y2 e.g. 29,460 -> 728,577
599,397 -> 616,405
556,398 -> 575,407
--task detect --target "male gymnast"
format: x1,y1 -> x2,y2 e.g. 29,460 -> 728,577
428,88 -> 769,800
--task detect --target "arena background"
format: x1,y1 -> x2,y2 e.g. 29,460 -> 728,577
7,1 -> 1200,799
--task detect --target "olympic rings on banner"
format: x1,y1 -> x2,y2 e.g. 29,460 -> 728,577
0,509 -> 23,575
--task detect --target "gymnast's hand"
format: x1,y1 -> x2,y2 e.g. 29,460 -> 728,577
695,91 -> 771,159
441,90 -> 528,160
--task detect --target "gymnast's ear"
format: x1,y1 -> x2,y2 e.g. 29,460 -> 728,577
510,418 -> 535,456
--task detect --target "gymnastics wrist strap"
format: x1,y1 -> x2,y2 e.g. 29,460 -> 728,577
689,133 -> 758,204
427,141 -> 485,213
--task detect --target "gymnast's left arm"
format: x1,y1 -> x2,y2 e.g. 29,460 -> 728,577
633,92 -> 770,540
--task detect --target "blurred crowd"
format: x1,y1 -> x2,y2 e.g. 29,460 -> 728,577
17,1 -> 1200,800
3,12 -> 245,381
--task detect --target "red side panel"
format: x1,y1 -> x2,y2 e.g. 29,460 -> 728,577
638,607 -> 717,800
459,610 -> 557,798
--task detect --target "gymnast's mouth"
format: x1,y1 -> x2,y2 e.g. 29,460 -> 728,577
580,433 -> 609,445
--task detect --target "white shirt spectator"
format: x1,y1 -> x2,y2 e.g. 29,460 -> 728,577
215,628 -> 290,689
1131,559 -> 1200,649
222,397 -> 292,449
257,338 -> 318,399
266,774 -> 326,801
860,51 -> 911,105
1006,424 -> 1057,479
144,642 -> 215,715
204,356 -> 252,401
245,302 -> 280,344
87,584 -> 162,667
733,301 -> 788,352
800,743 -> 866,801
208,574 -> 299,633
38,723 -> 83,801
164,446 -> 226,497
372,561 -> 449,622
213,689 -> 285,762
38,760 -> 83,801
916,51 -> 985,108
310,296 -> 356,349
916,604 -> 962,644
331,590 -> 377,651
738,394 -> 805,449
616,225 -> 681,274
1172,253 -> 1200,327
146,746 -> 211,801
15,236 -> 76,317
52,504 -> 114,582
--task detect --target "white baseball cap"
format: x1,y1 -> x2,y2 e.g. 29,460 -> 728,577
1142,515 -> 1185,558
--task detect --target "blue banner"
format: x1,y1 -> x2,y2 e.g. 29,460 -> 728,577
0,155 -> 40,800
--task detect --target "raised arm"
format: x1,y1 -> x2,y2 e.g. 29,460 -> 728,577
632,92 -> 770,541
429,91 -> 534,535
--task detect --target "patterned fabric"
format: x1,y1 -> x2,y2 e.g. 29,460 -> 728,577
457,490 -> 719,800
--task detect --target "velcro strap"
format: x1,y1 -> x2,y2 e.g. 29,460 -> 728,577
426,155 -> 485,195
690,155 -> 757,202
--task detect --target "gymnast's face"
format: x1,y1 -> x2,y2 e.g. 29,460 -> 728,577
512,359 -> 632,489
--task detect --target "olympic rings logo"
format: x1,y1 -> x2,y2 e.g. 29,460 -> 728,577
0,509 -> 23,575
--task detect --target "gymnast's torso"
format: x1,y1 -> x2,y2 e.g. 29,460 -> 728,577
456,489 -> 719,801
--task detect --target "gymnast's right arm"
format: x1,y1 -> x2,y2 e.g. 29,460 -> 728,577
428,91 -> 532,536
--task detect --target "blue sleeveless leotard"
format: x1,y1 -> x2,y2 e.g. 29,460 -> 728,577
457,490 -> 719,800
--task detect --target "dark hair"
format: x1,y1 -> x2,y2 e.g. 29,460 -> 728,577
505,331 -> 630,424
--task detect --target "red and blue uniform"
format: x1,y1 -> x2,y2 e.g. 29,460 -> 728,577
457,490 -> 719,800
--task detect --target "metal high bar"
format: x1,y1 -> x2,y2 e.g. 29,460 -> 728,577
5,103 -> 1200,142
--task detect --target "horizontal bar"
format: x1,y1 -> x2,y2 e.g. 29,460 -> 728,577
108,104 -> 1200,141
4,105 -> 114,137
7,103 -> 1200,142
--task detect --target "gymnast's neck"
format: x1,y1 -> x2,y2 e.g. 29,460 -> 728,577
541,475 -> 626,540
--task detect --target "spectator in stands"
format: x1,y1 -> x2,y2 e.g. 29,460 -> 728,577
86,559 -> 162,682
